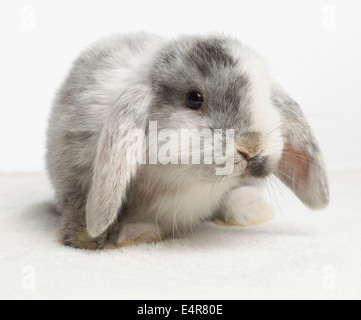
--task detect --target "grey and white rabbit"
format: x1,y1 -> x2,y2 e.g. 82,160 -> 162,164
46,33 -> 329,249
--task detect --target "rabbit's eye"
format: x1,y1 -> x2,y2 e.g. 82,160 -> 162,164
186,91 -> 204,111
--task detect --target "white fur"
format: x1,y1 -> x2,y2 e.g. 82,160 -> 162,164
228,42 -> 284,163
124,172 -> 241,236
151,180 -> 239,232
217,186 -> 275,226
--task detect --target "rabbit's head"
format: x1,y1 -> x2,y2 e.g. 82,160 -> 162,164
86,35 -> 329,238
148,37 -> 284,180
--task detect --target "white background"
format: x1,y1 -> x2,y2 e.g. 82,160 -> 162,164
0,0 -> 360,172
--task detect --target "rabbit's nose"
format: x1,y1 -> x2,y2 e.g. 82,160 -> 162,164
236,132 -> 265,162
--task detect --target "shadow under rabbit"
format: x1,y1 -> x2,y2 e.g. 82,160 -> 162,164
17,200 -> 319,252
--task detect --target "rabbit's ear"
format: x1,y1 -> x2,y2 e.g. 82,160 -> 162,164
272,84 -> 329,209
86,85 -> 151,238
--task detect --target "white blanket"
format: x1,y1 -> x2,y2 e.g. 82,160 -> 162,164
0,171 -> 360,300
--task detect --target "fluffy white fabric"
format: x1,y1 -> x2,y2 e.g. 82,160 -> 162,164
0,171 -> 360,300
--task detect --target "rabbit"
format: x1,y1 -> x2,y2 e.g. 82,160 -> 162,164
46,33 -> 329,249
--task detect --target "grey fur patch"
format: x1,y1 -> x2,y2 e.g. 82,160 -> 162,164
155,84 -> 181,105
185,39 -> 237,77
63,131 -> 94,144
149,37 -> 253,133
249,156 -> 271,178
272,91 -> 321,153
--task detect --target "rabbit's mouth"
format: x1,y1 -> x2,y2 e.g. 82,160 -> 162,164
232,155 -> 272,179
247,155 -> 272,178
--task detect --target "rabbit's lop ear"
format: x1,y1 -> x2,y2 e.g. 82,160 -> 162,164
86,85 -> 151,238
272,83 -> 329,209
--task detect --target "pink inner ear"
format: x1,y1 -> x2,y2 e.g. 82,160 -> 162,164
279,143 -> 311,190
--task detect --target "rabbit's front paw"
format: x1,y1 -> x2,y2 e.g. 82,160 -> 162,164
59,227 -> 108,250
215,187 -> 274,227
118,222 -> 164,247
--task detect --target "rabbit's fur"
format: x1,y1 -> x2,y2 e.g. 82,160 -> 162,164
46,33 -> 329,249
